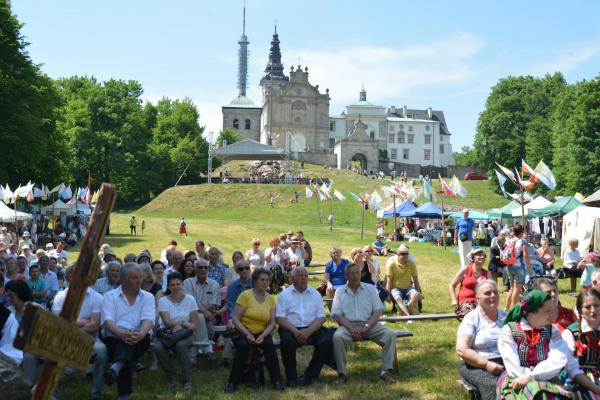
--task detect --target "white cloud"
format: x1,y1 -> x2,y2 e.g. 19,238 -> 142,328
540,45 -> 600,73
285,32 -> 485,105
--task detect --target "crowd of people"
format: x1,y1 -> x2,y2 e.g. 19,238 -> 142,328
0,212 -> 599,399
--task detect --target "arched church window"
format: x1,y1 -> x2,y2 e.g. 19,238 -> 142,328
233,119 -> 239,129
370,131 -> 375,139
245,119 -> 251,130
294,117 -> 302,125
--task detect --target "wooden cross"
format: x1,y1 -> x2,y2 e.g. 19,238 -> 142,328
14,183 -> 116,400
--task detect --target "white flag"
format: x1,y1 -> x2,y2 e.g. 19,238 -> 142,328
534,160 -> 557,190
333,190 -> 346,202
305,187 -> 313,198
450,175 -> 467,198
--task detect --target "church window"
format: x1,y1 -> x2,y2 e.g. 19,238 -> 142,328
403,149 -> 409,160
425,125 -> 430,131
292,101 -> 306,111
440,135 -> 444,142
370,131 -> 375,139
424,134 -> 431,145
398,133 -> 405,144
408,125 -> 413,132
294,117 -> 302,125
233,119 -> 239,129
330,121 -> 336,131
424,149 -> 431,161
389,125 -> 395,132
390,148 -> 397,160
408,134 -> 414,144
245,119 -> 251,130
329,138 -> 335,148
440,144 -> 445,154
399,124 -> 404,130
388,133 -> 395,143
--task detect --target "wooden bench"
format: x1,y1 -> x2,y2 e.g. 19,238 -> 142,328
380,313 -> 459,323
308,270 -> 325,275
456,379 -> 476,399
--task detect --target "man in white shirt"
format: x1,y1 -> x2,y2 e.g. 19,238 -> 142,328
101,263 -> 155,400
53,264 -> 107,400
37,254 -> 59,299
183,258 -> 221,360
331,263 -> 396,384
276,267 -> 331,386
21,244 -> 36,266
0,275 -> 22,365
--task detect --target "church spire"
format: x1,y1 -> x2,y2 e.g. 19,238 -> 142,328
237,1 -> 250,96
263,24 -> 288,80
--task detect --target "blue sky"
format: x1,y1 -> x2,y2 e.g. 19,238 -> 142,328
12,0 -> 600,149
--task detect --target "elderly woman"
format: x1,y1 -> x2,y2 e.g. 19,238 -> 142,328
536,238 -> 555,276
351,246 -> 387,302
449,248 -> 489,316
246,238 -> 265,271
151,260 -> 167,292
497,290 -> 574,399
154,272 -> 197,390
456,280 -> 506,400
560,289 -> 600,398
225,268 -> 283,393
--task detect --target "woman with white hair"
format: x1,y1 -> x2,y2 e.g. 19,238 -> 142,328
449,248 -> 489,316
456,280 -> 506,400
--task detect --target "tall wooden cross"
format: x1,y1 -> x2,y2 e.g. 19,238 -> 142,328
14,183 -> 116,400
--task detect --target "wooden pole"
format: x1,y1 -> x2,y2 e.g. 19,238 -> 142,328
393,194 -> 398,241
14,195 -> 17,227
328,195 -> 334,232
316,192 -> 322,223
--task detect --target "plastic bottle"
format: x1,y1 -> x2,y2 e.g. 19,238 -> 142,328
563,378 -> 574,391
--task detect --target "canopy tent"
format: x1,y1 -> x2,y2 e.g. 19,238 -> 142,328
488,200 -> 520,219
0,201 -> 32,223
376,200 -> 416,218
584,188 -> 600,207
41,199 -> 75,216
405,202 -> 444,218
72,201 -> 92,215
210,140 -> 287,161
449,210 -> 491,220
531,196 -> 582,217
561,206 -> 600,258
512,196 -> 552,218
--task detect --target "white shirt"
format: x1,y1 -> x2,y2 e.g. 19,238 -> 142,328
285,247 -> 304,265
563,249 -> 582,268
276,285 -> 326,327
101,287 -> 155,336
0,310 -> 22,365
246,249 -> 264,268
498,318 -> 570,381
53,287 -> 103,339
157,294 -> 198,328
457,308 -> 506,359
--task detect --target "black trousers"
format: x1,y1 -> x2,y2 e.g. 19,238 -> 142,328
102,335 -> 151,396
229,333 -> 282,386
279,326 -> 332,382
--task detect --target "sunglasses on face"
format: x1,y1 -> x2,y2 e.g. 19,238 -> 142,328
398,253 -> 409,256
237,267 -> 250,272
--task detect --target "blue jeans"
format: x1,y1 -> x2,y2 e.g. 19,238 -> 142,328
506,265 -> 526,285
91,340 -> 109,399
391,287 -> 417,301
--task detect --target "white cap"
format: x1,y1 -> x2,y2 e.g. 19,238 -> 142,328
45,243 -> 54,249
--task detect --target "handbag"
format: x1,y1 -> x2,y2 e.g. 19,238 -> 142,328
156,326 -> 193,349
316,281 -> 328,296
221,326 -> 242,339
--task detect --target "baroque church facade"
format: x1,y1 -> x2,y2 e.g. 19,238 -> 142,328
222,26 -> 454,173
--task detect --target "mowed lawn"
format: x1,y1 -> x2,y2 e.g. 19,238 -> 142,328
59,166 -> 571,399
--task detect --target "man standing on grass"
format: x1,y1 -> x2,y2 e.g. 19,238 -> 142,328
331,263 -> 396,384
454,208 -> 475,268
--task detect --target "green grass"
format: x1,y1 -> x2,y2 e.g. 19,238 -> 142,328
58,162 -> 562,399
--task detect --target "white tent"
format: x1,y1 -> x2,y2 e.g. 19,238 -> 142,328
41,199 -> 75,216
0,201 -> 33,222
70,201 -> 92,215
512,196 -> 552,217
561,206 -> 600,258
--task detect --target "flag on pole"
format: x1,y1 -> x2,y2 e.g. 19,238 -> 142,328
91,190 -> 99,204
305,187 -> 313,198
60,185 -> 73,200
450,175 -> 467,198
66,196 -> 76,205
495,169 -> 508,198
521,160 -> 540,183
496,163 -> 516,183
333,190 -> 346,202
423,179 -> 432,201
370,191 -> 382,210
26,190 -> 34,203
438,175 -> 457,198
534,160 -> 557,190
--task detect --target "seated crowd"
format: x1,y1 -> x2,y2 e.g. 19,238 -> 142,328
0,229 -> 425,399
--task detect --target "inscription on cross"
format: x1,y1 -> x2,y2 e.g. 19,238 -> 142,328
13,183 -> 116,400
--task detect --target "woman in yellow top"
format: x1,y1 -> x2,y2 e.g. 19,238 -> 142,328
225,268 -> 283,393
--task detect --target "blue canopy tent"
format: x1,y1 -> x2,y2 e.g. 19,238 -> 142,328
403,202 -> 444,218
377,200 -> 416,218
448,210 -> 491,220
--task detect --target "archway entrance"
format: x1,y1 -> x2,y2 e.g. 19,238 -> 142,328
351,153 -> 368,173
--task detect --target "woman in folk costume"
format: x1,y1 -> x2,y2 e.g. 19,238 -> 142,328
497,290 -> 575,399
561,289 -> 600,399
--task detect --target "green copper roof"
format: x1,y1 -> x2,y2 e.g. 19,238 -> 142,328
225,95 -> 259,108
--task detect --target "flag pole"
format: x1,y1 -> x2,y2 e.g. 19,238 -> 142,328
440,195 -> 447,250
314,187 -> 322,223
328,196 -> 334,232
360,201 -> 365,240
14,195 -> 18,227
392,194 -> 398,241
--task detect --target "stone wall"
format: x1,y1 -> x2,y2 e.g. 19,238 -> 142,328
379,161 -> 487,178
222,107 -> 262,142
294,151 -> 337,167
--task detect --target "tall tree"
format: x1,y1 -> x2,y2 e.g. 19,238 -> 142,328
0,2 -> 65,185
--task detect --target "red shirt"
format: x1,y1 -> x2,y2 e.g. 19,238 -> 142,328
457,265 -> 488,304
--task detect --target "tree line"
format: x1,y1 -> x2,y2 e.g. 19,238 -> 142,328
1,3 -> 242,205
454,72 -> 600,196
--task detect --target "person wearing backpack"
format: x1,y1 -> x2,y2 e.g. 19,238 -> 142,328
503,224 -> 532,311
